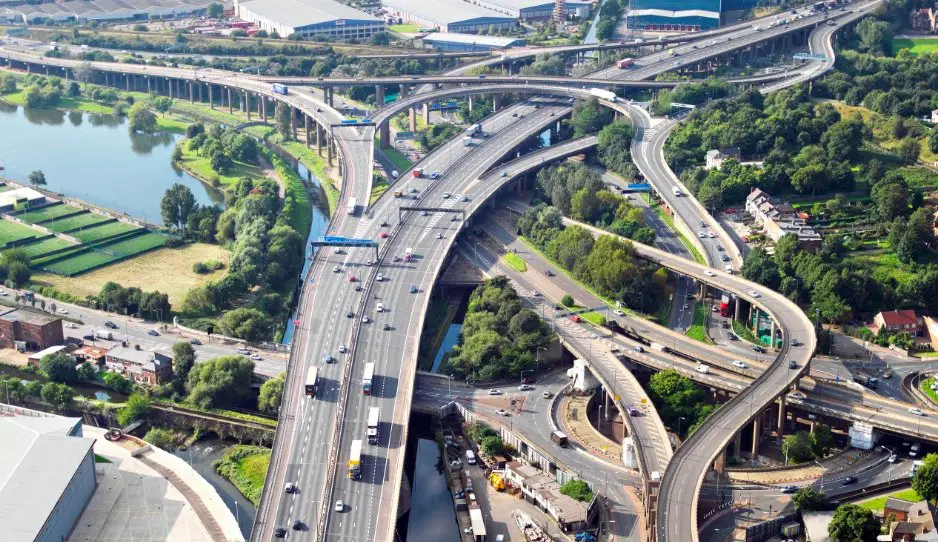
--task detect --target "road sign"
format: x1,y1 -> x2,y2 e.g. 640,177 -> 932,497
793,53 -> 827,61
614,394 -> 621,401
322,236 -> 375,246
670,102 -> 696,110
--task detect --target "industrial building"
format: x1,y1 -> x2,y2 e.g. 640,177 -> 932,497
0,0 -> 223,24
419,32 -> 526,51
235,0 -> 385,40
464,0 -> 591,20
0,309 -> 64,352
626,0 -> 762,31
382,0 -> 516,33
0,412 -> 96,542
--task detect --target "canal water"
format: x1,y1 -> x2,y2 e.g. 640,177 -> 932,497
0,101 -> 224,220
173,439 -> 257,539
0,363 -> 128,402
399,412 -> 460,542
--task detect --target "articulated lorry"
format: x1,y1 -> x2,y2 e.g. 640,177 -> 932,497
348,439 -> 363,480
367,407 -> 379,445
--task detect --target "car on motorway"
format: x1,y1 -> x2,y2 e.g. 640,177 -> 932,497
237,347 -> 250,354
887,454 -> 898,463
349,275 -> 356,282
787,391 -> 806,401
285,482 -> 296,493
753,345 -> 766,353
699,221 -> 706,227
347,311 -> 354,318
496,408 -> 509,416
909,407 -> 925,416
462,195 -> 469,202
542,391 -> 553,399
366,260 -> 374,266
613,309 -> 624,316
488,389 -> 502,395
707,232 -> 716,238
56,308 -> 68,314
442,192 -> 451,199
748,290 -> 760,298
704,270 -> 715,277
383,323 -> 391,331
250,354 -> 262,361
721,254 -> 731,262
380,231 -> 388,238
732,360 -> 748,369
429,171 -> 440,179
82,334 -> 95,341
570,315 -> 581,323
410,285 -> 418,293
376,273 -> 384,282
335,500 -> 344,512
695,364 -> 710,374
697,231 -> 706,238
381,220 -> 389,227
338,345 -> 347,353
421,210 -> 428,216
148,329 -> 159,336
104,321 -> 118,329
518,384 -> 534,391
530,290 -> 540,297
275,527 -> 287,538
292,519 -> 302,530
376,303 -> 385,313
190,338 -> 202,345
842,476 -> 858,486
355,284 -> 363,292
791,339 -> 801,346
717,246 -> 724,251
780,485 -> 798,494
437,232 -> 444,239
788,359 -> 798,369
363,315 -> 371,323
333,266 -> 341,273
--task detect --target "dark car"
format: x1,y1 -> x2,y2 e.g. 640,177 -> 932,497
189,338 -> 202,345
275,527 -> 287,538
292,519 -> 303,530
842,476 -> 858,485
753,345 -> 766,353
346,311 -> 354,318
780,485 -> 798,494
83,334 -> 95,341
788,359 -> 798,369
104,321 -> 118,329
148,329 -> 160,336
545,269 -> 554,277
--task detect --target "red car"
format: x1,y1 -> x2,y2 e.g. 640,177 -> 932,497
349,275 -> 356,282
380,231 -> 389,238
570,315 -> 581,323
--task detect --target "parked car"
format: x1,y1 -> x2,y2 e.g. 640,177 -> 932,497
104,321 -> 118,329
189,338 -> 202,345
147,329 -> 160,336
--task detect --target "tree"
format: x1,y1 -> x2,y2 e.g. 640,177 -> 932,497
186,355 -> 255,409
40,382 -> 75,411
0,73 -> 16,94
73,61 -> 95,89
782,431 -> 815,464
27,169 -> 47,189
209,149 -> 232,174
128,102 -> 157,133
258,373 -> 284,414
117,394 -> 151,426
143,427 -> 174,449
229,133 -> 259,164
810,425 -> 835,458
561,294 -> 574,307
569,97 -> 613,137
275,102 -> 291,139
827,503 -> 880,542
913,453 -> 938,504
480,435 -> 504,456
77,362 -> 96,381
171,342 -> 196,393
559,479 -> 594,502
793,487 -> 827,512
856,18 -> 891,55
207,1 -> 223,17
160,183 -> 198,230
151,95 -> 173,116
40,353 -> 77,384
219,308 -> 273,341
929,131 -> 938,155
897,137 -> 921,165
102,371 -> 133,394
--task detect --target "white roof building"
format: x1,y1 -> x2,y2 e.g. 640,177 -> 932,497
235,0 -> 384,39
383,0 -> 516,33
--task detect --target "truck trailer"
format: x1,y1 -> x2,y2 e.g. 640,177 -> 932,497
347,197 -> 357,215
348,440 -> 363,480
589,88 -> 618,102
367,407 -> 379,445
362,362 -> 375,395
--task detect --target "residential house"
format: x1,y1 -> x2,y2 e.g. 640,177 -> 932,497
883,497 -> 937,541
744,188 -> 822,250
873,310 -> 923,336
931,109 -> 938,124
910,6 -> 938,33
71,345 -> 109,365
503,461 -> 595,532
705,147 -> 740,170
104,346 -> 172,386
26,345 -> 69,367
0,309 -> 64,351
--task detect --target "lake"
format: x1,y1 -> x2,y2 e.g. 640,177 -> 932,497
0,101 -> 224,220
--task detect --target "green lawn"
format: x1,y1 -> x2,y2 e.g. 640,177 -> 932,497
1,90 -> 118,114
920,377 -> 938,404
213,445 -> 271,506
502,252 -> 527,272
43,250 -> 122,276
388,23 -> 420,33
16,203 -> 81,224
857,487 -> 922,511
178,148 -> 268,189
43,213 -> 110,233
371,178 -> 390,205
581,311 -> 607,326
69,221 -> 140,243
686,303 -> 713,344
649,202 -> 706,265
94,454 -> 111,463
12,236 -> 76,258
845,251 -> 917,287
0,220 -> 41,245
383,146 -> 413,172
892,37 -> 938,56
40,233 -> 167,276
267,134 -> 338,216
102,232 -> 168,254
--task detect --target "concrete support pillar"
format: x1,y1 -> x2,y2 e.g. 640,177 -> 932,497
261,96 -> 267,122
408,106 -> 417,132
810,420 -> 817,433
379,122 -> 390,149
734,297 -> 741,321
375,84 -> 384,106
493,93 -> 502,112
256,93 -> 262,119
167,78 -> 173,98
751,418 -> 761,457
317,124 -> 325,156
290,106 -> 297,139
197,82 -> 203,102
188,82 -> 194,103
25,63 -> 30,74
245,91 -> 251,120
771,321 -> 777,349
604,391 -> 612,421
713,450 -> 726,474
399,84 -> 406,99
304,115 -> 311,148
326,87 -> 334,107
468,94 -> 474,113
733,432 -> 742,458
228,88 -> 233,114
777,397 -> 786,440
208,84 -> 214,109
147,77 -> 152,95
327,135 -> 334,166
125,75 -> 130,91
422,102 -> 430,126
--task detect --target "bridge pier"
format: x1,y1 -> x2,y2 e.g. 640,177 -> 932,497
378,121 -> 390,148
245,91 -> 251,120
227,87 -> 233,114
751,418 -> 761,456
207,84 -> 213,108
327,135 -> 334,166
734,297 -> 741,321
422,102 -> 430,126
167,77 -> 173,98
733,432 -> 742,458
771,320 -> 777,349
408,106 -> 417,132
290,106 -> 297,139
304,115 -> 311,148
777,396 -> 787,441
375,84 -> 384,106
197,81 -> 203,102
146,77 -> 152,95
325,86 -> 334,107
189,81 -> 194,103
317,124 -> 324,156
493,93 -> 502,112
468,94 -> 473,113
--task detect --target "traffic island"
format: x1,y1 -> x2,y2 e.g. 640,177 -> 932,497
559,393 -> 623,463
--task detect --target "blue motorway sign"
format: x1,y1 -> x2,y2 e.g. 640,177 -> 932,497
323,236 -> 375,246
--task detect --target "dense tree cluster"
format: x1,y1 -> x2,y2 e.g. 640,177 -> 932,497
597,120 -> 638,180
559,479 -> 594,502
533,162 -> 655,244
569,97 -> 614,137
594,0 -> 624,41
668,87 -> 866,204
0,249 -> 32,288
185,123 -> 260,175
518,202 -> 662,312
416,123 -> 462,151
781,426 -> 835,463
653,78 -> 733,115
520,53 -> 566,76
186,355 -> 255,409
828,503 -> 881,542
647,370 -> 714,436
447,277 -> 552,382
97,281 -> 171,321
468,422 -> 504,456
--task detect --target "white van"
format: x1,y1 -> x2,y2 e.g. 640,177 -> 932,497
725,264 -> 733,274
465,450 -> 476,465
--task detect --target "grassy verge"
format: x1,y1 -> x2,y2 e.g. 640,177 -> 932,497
686,303 -> 713,344
371,177 -> 390,205
388,23 -> 420,33
732,319 -> 759,344
582,311 -> 606,326
914,352 -> 938,359
267,150 -> 313,235
891,37 -> 938,56
857,487 -> 921,511
154,400 -> 278,427
654,280 -> 674,326
650,202 -> 706,265
382,145 -> 413,172
213,445 -> 271,506
94,454 -> 112,463
920,377 -> 938,405
502,252 -> 527,272
176,143 -> 268,188
268,134 -> 339,216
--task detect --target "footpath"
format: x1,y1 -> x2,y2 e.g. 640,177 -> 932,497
728,448 -> 875,485
558,393 -> 624,466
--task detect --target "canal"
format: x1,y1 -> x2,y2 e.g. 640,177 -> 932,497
399,412 -> 461,542
0,101 -> 224,220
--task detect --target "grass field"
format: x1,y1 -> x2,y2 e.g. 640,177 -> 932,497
892,37 -> 938,56
43,212 -> 110,233
213,445 -> 271,506
388,23 -> 420,33
43,249 -> 124,276
857,487 -> 921,511
16,204 -> 81,224
266,134 -> 339,216
34,243 -> 229,305
13,236 -> 76,258
686,303 -> 713,344
177,149 -> 268,189
69,221 -> 140,243
502,252 -> 527,272
42,232 -> 167,275
581,311 -> 606,326
845,251 -> 918,287
0,220 -> 40,245
383,146 -> 413,172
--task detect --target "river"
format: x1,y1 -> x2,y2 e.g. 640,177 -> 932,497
0,101 -> 224,220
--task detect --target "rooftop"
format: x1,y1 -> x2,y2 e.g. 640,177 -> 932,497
239,0 -> 381,27
878,310 -> 920,327
0,308 -> 61,327
0,414 -> 91,542
383,0 -> 515,24
27,344 -> 68,360
106,346 -> 171,367
472,0 -> 591,8
421,32 -> 524,46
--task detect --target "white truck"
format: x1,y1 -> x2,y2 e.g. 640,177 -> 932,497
466,124 -> 482,137
95,330 -> 113,340
347,197 -> 357,215
650,342 -> 666,353
367,406 -> 380,445
589,88 -> 618,102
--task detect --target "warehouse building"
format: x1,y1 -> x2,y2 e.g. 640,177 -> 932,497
235,0 -> 385,40
465,0 -> 591,20
420,32 -> 526,51
1,0 -> 222,24
0,412 -> 96,542
383,0 -> 516,33
626,0 -> 721,31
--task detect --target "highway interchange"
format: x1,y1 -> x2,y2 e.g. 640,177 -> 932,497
1,2 -> 919,540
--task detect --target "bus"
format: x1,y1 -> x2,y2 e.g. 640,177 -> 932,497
348,439 -> 363,480
305,366 -> 319,397
272,83 -> 289,95
367,407 -> 380,444
616,58 -> 634,69
362,362 -> 376,395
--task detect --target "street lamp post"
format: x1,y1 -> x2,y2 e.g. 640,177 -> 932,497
536,346 -> 547,377
677,416 -> 686,438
